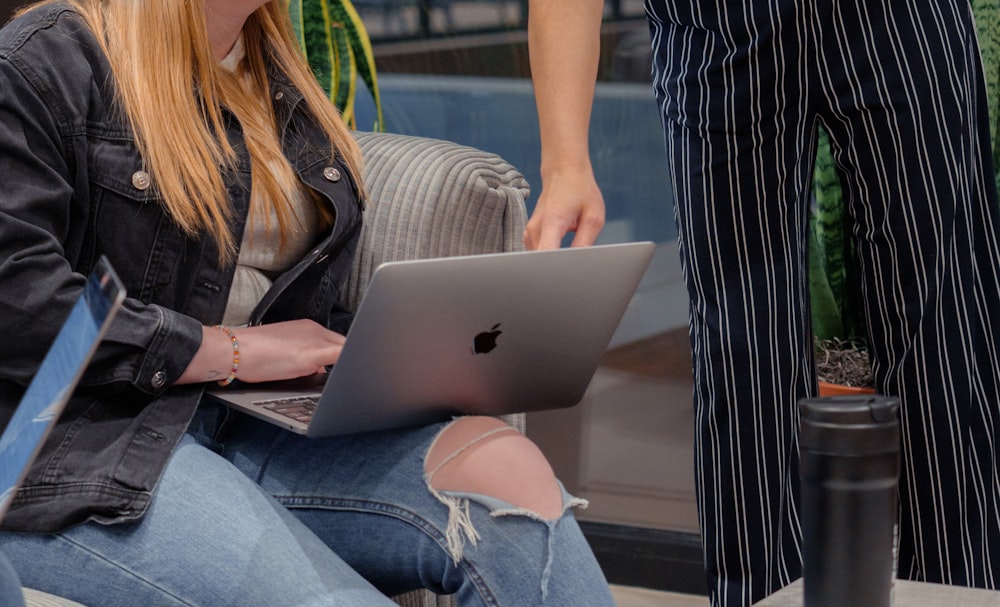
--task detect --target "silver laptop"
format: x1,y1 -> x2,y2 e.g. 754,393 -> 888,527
0,257 -> 125,520
208,241 -> 656,438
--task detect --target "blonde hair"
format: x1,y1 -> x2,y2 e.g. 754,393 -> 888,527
29,0 -> 363,263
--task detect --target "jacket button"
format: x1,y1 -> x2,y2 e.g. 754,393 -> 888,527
323,166 -> 341,182
150,370 -> 168,389
131,170 -> 151,191
274,91 -> 284,101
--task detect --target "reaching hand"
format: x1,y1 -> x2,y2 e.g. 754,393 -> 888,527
525,0 -> 605,250
523,166 -> 605,250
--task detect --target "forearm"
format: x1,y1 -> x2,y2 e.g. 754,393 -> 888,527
176,325 -> 233,385
528,0 -> 603,180
524,0 -> 606,249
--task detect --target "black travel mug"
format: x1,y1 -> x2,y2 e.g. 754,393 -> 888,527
799,395 -> 900,607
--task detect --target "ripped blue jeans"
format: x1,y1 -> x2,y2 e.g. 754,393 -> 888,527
0,404 -> 613,607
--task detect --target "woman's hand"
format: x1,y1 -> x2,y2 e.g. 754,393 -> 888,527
177,319 -> 345,385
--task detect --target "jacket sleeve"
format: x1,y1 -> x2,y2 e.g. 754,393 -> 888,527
0,23 -> 202,396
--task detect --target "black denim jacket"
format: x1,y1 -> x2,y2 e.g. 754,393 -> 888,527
0,4 -> 363,532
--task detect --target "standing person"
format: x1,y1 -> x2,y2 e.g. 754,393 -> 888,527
525,1 -> 1000,606
0,1 -> 617,606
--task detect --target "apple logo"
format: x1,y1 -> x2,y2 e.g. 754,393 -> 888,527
471,323 -> 502,355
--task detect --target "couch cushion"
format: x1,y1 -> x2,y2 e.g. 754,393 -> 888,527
345,131 -> 529,313
24,588 -> 87,607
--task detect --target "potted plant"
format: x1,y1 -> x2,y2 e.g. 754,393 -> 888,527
288,0 -> 384,131
808,126 -> 874,396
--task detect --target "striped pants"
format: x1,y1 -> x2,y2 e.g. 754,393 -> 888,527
646,1 -> 1000,605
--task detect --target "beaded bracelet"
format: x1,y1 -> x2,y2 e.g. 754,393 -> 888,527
213,325 -> 240,387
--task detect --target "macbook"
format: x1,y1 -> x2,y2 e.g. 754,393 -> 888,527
208,241 -> 656,437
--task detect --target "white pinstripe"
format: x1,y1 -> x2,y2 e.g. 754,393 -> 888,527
646,0 -> 1000,605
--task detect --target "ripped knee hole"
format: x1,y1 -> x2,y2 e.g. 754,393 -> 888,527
424,416 -> 565,520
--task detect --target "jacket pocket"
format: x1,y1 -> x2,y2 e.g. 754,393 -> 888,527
86,137 -> 191,304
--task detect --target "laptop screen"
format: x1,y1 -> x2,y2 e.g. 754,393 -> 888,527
0,258 -> 125,520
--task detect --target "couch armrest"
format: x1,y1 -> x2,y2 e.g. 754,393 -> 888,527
343,131 -> 529,313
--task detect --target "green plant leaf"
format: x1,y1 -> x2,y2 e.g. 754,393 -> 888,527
810,125 -> 865,344
287,0 -> 383,131
808,209 -> 845,341
327,0 -> 384,131
309,0 -> 336,96
330,25 -> 357,126
973,0 -> 1000,176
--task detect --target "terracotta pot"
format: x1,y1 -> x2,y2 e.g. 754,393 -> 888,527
818,381 -> 877,397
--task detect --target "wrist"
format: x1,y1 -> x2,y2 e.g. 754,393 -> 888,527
539,157 -> 595,183
213,325 -> 240,386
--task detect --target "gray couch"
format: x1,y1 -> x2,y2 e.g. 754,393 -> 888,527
24,131 -> 530,607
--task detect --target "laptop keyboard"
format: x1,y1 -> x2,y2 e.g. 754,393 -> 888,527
254,395 -> 319,423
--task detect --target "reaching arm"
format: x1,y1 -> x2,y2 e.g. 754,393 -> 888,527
524,0 -> 605,250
